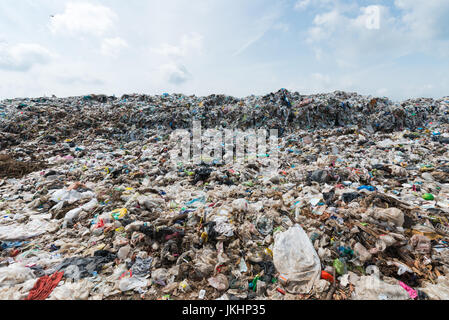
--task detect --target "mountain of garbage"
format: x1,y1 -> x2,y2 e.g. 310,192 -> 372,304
0,89 -> 449,300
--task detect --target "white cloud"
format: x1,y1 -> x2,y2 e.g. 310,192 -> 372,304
295,0 -> 334,11
0,43 -> 53,71
313,10 -> 340,26
150,33 -> 202,86
305,5 -> 412,66
294,0 -> 311,11
395,0 -> 449,40
101,37 -> 128,57
49,2 -> 117,37
159,63 -> 191,85
305,1 -> 449,68
306,9 -> 344,44
151,32 -> 203,58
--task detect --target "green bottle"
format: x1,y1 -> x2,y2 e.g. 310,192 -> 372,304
422,193 -> 435,201
333,258 -> 347,275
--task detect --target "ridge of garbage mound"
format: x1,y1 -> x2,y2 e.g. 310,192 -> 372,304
1,90 -> 448,147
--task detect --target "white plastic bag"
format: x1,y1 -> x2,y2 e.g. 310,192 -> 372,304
0,264 -> 36,287
118,276 -> 148,292
0,218 -> 57,241
273,224 -> 321,294
48,279 -> 93,300
373,208 -> 404,227
231,199 -> 248,212
353,275 -> 410,300
50,189 -> 94,204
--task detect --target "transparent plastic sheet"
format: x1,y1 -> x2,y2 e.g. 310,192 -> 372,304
0,264 -> 36,288
419,276 -> 449,300
47,279 -> 94,300
118,276 -> 148,292
273,224 -> 321,294
0,278 -> 36,300
0,218 -> 57,241
352,275 -> 410,300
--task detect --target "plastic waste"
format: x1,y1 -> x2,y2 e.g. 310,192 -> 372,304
1,90 -> 449,301
353,276 -> 410,300
422,193 -> 435,201
273,224 -> 321,294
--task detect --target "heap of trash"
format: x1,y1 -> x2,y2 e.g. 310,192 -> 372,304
0,89 -> 449,300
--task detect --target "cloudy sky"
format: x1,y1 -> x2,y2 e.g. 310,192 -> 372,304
0,0 -> 448,101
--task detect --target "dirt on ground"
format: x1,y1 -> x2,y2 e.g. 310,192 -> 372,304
0,154 -> 48,179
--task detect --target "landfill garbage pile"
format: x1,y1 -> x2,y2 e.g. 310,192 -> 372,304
0,89 -> 449,300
